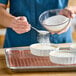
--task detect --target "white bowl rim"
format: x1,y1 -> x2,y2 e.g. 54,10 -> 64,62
30,43 -> 58,50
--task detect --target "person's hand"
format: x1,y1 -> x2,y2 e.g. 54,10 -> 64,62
59,7 -> 75,18
9,16 -> 31,34
53,7 -> 76,34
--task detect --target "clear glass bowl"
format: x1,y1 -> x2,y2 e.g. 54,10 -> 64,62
39,9 -> 71,33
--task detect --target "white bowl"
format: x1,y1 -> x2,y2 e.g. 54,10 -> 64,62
70,43 -> 76,51
30,43 -> 59,56
49,49 -> 76,65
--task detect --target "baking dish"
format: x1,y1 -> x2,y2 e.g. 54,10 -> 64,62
49,49 -> 76,65
30,43 -> 59,56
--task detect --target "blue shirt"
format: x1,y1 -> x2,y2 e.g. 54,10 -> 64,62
0,0 -> 72,48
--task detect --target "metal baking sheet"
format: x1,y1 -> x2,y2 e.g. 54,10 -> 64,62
4,47 -> 76,72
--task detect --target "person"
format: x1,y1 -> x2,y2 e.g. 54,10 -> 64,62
60,6 -> 76,18
0,0 -> 76,48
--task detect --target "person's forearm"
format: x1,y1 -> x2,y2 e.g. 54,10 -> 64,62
0,5 -> 15,28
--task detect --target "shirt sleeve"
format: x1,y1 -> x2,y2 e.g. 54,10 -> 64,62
64,27 -> 72,43
0,0 -> 8,5
58,0 -> 68,9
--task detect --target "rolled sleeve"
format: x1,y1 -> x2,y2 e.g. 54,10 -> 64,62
64,27 -> 72,43
0,0 -> 8,5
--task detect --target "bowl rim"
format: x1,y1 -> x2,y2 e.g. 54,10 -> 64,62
39,9 -> 70,26
30,43 -> 58,50
49,49 -> 76,58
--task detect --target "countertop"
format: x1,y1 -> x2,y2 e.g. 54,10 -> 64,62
0,43 -> 76,76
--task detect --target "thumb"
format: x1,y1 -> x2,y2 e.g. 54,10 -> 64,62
15,16 -> 28,21
20,16 -> 27,21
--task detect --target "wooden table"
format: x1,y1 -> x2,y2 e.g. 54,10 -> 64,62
0,43 -> 76,76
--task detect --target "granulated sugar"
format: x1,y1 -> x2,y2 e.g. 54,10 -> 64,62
37,33 -> 50,43
43,15 -> 69,25
38,30 -> 49,35
42,15 -> 69,32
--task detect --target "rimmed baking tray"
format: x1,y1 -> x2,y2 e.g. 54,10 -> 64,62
4,47 -> 76,72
